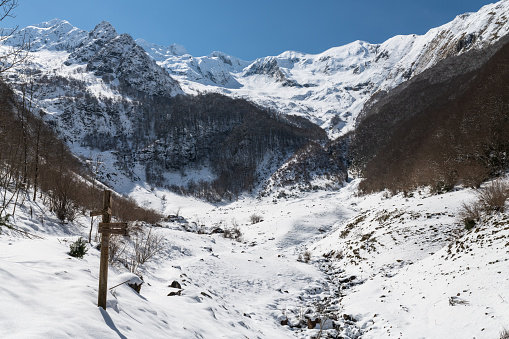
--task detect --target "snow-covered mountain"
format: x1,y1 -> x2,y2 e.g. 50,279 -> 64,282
7,1 -> 509,139
6,18 -> 88,51
1,0 -> 508,198
134,0 -> 509,137
2,20 -> 331,200
136,38 -> 249,88
66,21 -> 182,97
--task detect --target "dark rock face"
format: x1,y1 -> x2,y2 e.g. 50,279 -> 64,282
456,33 -> 477,52
86,33 -> 182,97
244,58 -> 287,81
66,21 -> 182,97
170,281 -> 182,289
67,21 -> 119,64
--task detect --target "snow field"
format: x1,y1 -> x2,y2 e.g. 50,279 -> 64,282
1,178 -> 509,338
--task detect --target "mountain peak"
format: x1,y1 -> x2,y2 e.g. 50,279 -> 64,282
4,18 -> 87,51
85,30 -> 183,97
135,39 -> 189,60
33,18 -> 71,29
89,21 -> 118,41
66,21 -> 119,64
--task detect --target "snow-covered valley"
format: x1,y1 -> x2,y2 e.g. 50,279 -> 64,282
1,1 -> 509,338
1,178 -> 508,338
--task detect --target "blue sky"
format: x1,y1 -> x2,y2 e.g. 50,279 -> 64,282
7,0 -> 495,60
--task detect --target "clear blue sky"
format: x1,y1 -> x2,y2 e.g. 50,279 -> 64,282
6,0 -> 496,60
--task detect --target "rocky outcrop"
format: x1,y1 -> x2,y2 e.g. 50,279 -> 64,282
87,33 -> 182,97
66,21 -> 119,64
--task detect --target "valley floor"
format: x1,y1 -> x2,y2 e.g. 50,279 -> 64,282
0,179 -> 508,338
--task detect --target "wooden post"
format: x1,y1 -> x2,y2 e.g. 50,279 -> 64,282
92,190 -> 127,310
97,189 -> 112,310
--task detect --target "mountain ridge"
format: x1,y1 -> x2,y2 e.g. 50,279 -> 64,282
7,1 -> 509,138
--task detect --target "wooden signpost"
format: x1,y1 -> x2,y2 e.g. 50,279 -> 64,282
91,190 -> 127,310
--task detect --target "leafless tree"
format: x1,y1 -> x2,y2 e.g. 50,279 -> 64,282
123,228 -> 165,273
0,0 -> 31,74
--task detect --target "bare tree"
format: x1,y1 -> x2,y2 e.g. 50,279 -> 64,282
0,0 -> 30,74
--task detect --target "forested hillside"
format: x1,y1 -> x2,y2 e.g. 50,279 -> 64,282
0,79 -> 159,224
350,34 -> 509,193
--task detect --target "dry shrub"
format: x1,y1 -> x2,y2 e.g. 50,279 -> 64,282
303,250 -> 311,263
477,180 -> 509,213
298,250 -> 312,263
133,228 -> 164,265
501,327 -> 509,339
49,173 -> 80,223
124,228 -> 165,273
250,214 -> 263,224
108,235 -> 127,264
458,201 -> 483,229
114,196 -> 162,224
223,227 -> 243,242
458,179 -> 509,229
223,221 -> 243,242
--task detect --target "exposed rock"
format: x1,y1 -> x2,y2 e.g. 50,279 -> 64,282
128,281 -> 142,293
167,289 -> 183,297
307,317 -> 321,329
201,291 -> 212,299
169,281 -> 182,289
66,21 -> 118,64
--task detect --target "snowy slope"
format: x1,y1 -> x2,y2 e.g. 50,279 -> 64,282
136,38 -> 249,88
308,180 -> 509,338
5,18 -> 88,51
1,174 -> 508,338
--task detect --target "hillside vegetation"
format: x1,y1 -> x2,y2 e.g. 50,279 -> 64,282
351,35 -> 509,193
0,79 -> 160,224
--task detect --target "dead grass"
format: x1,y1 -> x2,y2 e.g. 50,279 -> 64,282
477,179 -> 509,213
458,179 -> 509,229
500,327 -> 509,339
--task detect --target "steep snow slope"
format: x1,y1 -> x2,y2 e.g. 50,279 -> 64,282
308,180 -> 509,338
136,38 -> 249,88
